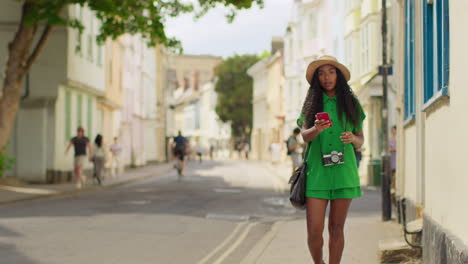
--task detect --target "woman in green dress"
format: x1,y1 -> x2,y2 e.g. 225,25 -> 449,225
298,56 -> 366,264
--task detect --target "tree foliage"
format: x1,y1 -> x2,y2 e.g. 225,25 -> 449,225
215,55 -> 259,140
20,0 -> 264,52
0,0 -> 264,150
0,149 -> 15,178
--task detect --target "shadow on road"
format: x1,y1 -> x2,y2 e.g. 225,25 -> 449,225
0,160 -> 382,221
0,242 -> 39,264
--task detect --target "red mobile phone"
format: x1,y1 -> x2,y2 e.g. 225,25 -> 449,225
316,112 -> 332,127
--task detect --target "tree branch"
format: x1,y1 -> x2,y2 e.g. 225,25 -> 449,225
23,23 -> 53,73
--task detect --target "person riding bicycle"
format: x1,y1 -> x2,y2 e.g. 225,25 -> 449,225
172,131 -> 188,176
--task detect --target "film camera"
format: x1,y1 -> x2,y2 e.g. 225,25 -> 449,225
322,151 -> 344,166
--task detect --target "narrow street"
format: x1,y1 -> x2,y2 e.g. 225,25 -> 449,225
0,160 -> 398,264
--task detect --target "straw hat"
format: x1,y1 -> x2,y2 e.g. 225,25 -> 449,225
305,55 -> 351,85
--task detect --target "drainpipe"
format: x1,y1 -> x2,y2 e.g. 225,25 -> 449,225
381,0 -> 392,221
21,73 -> 30,101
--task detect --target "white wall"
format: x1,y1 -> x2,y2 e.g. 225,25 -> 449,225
67,5 -> 105,93
422,0 -> 468,245
55,86 -> 99,172
283,0 -> 340,137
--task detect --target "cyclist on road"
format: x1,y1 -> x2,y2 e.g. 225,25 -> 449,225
172,131 -> 188,176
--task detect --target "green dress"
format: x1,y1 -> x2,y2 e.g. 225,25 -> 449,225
297,93 -> 366,200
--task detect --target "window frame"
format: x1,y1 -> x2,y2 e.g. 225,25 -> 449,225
404,0 -> 416,121
77,94 -> 83,126
65,90 -> 72,140
422,0 -> 450,111
87,96 -> 93,137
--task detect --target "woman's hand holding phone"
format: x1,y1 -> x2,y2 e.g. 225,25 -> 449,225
314,112 -> 332,133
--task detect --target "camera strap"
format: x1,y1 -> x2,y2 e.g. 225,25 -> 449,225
318,122 -> 346,156
318,137 -> 345,156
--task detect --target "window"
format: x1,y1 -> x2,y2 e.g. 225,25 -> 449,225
347,37 -> 354,78
65,90 -> 72,140
77,94 -> 83,126
345,0 -> 351,13
87,96 -> 93,137
360,24 -> 369,74
87,16 -> 94,62
97,45 -> 103,66
108,45 -> 113,84
75,5 -> 83,55
422,1 -> 434,103
75,5 -> 81,19
289,39 -> 294,63
404,0 -> 415,120
423,0 -> 449,104
309,13 -> 317,40
76,32 -> 83,55
87,34 -> 93,61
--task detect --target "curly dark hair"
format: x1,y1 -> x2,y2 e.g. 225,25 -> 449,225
301,67 -> 361,129
94,134 -> 103,148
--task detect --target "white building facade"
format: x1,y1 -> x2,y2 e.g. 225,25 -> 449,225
283,0 -> 344,137
120,35 -> 159,167
248,50 -> 285,161
392,1 -> 468,262
344,0 -> 398,183
2,3 -> 106,182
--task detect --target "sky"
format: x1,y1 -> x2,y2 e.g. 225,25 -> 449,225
165,0 -> 293,58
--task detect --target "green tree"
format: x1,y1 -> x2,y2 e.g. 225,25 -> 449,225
0,0 -> 264,150
215,54 -> 259,141
0,149 -> 15,178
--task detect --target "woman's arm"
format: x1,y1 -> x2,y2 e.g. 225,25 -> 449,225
301,119 -> 331,142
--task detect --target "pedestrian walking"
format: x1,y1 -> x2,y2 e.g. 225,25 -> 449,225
110,137 -> 123,177
269,141 -> 281,165
92,134 -> 105,185
65,127 -> 92,189
236,142 -> 243,159
287,128 -> 302,174
243,143 -> 250,160
298,55 -> 366,264
209,145 -> 214,160
172,131 -> 188,177
195,143 -> 203,163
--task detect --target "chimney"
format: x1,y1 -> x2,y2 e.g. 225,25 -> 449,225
271,37 -> 284,55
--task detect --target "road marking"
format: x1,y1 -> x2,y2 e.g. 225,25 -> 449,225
0,185 -> 59,195
212,222 -> 258,264
240,221 -> 283,264
263,197 -> 289,207
120,200 -> 151,205
197,222 -> 247,264
213,188 -> 243,193
206,214 -> 250,222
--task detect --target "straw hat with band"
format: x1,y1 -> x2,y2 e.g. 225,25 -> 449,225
305,55 -> 351,85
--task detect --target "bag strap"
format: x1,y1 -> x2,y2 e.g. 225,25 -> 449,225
302,142 -> 311,162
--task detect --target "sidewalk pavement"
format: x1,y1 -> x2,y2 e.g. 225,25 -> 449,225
0,162 -> 173,205
255,161 -> 405,264
0,159 -> 406,263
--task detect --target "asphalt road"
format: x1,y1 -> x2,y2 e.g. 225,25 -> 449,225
0,160 -> 302,264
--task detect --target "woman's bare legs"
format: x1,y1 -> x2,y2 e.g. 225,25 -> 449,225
328,198 -> 352,264
74,165 -> 82,188
306,197 -> 329,264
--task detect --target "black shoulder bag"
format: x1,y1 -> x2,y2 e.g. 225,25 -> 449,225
288,143 -> 310,210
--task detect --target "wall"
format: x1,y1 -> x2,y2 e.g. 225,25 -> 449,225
423,0 -> 468,248
67,6 -> 105,94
